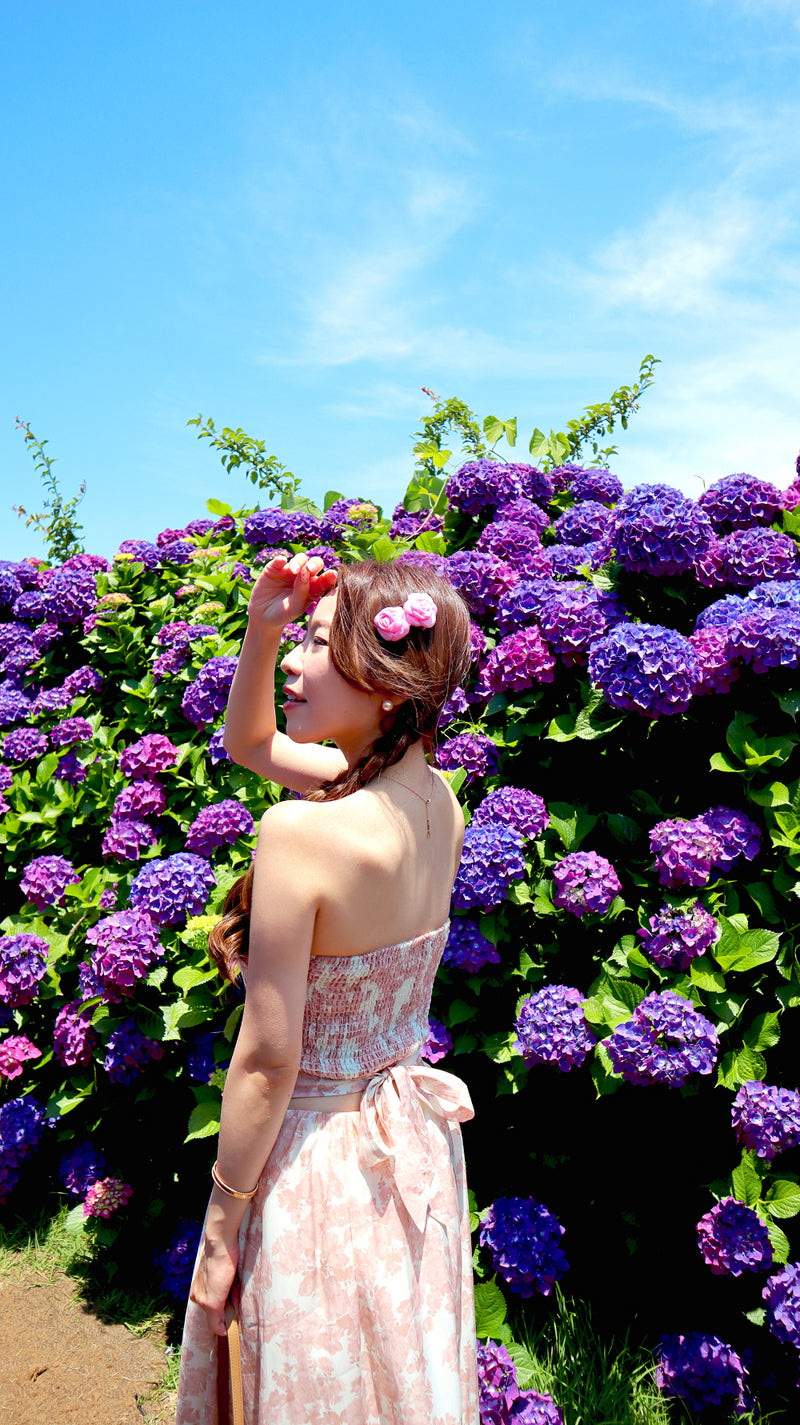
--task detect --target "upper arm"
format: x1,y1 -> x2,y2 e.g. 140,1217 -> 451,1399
231,802 -> 320,1073
227,729 -> 348,794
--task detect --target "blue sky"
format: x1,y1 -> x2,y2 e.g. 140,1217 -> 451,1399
2,0 -> 799,561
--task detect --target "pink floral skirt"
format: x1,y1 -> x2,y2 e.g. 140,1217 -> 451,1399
175,1056 -> 479,1425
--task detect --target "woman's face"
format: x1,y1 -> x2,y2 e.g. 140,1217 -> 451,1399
279,592 -> 387,757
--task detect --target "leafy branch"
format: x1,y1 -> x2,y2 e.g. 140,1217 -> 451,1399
562,355 -> 660,464
188,414 -> 301,502
13,419 -> 86,562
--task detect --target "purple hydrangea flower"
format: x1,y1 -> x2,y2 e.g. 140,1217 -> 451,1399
116,539 -> 160,568
471,787 -> 549,841
187,1031 -> 222,1083
159,539 -> 195,564
243,508 -> 322,547
85,909 -> 164,999
64,665 -> 102,698
470,622 -> 487,660
394,548 -> 451,578
41,567 -> 98,624
99,885 -> 118,911
697,473 -> 782,534
388,505 -> 445,539
732,1081 -> 800,1161
495,498 -> 550,535
446,551 -> 519,621
718,528 -> 800,588
649,817 -> 724,888
0,621 -> 30,657
208,726 -> 232,765
784,481 -> 800,512
119,733 -> 179,778
549,539 -> 612,579
185,799 -> 255,856
638,902 -> 719,970
12,589 -> 45,621
452,825 -> 527,912
0,1035 -> 41,1080
553,501 -> 612,546
62,553 -> 108,574
113,779 -> 166,819
154,1219 -> 202,1300
475,627 -> 556,698
688,627 -> 739,695
436,732 -> 501,784
20,854 -> 80,910
552,852 -> 621,918
49,716 -> 93,748
2,728 -> 49,763
697,1198 -> 773,1276
568,467 -> 623,504
605,991 -> 719,1087
0,1096 -> 47,1202
438,686 -> 471,729
59,1141 -> 107,1199
477,1341 -> 565,1425
698,806 -> 760,870
419,1018 -> 453,1063
103,1019 -> 164,1084
537,584 -> 626,666
0,934 -> 49,1006
695,593 -> 752,630
181,655 -> 238,727
0,683 -> 32,726
477,521 -> 553,578
101,816 -> 158,862
0,566 -> 22,607
589,623 -> 699,718
186,517 -> 216,537
480,1196 -> 568,1297
763,1263 -> 800,1351
656,1334 -> 751,1414
747,578 -> 800,611
31,683 -> 71,717
515,985 -> 596,1072
319,498 -> 380,542
728,606 -> 800,674
53,1001 -> 97,1067
0,766 -> 11,791
156,526 -> 189,546
447,460 -> 546,516
56,749 -> 87,785
496,579 -> 558,635
442,918 -> 500,972
614,492 -> 714,577
130,852 -> 217,926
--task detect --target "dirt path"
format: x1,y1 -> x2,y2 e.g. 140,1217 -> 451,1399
0,1269 -> 176,1425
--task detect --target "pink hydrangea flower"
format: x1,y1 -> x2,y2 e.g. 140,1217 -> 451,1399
83,1176 -> 134,1219
0,1034 -> 41,1080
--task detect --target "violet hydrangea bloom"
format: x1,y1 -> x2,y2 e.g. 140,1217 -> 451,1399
698,806 -> 760,871
697,473 -> 782,534
388,505 -> 445,539
763,1262 -> 800,1351
41,567 -> 98,624
638,902 -> 719,971
159,539 -> 195,564
649,817 -> 724,888
477,1341 -> 564,1425
56,749 -> 87,785
475,627 -> 555,698
446,551 -> 518,621
553,501 -> 612,546
419,1018 -> 453,1064
185,799 -> 255,856
549,539 -> 612,580
480,1196 -> 568,1297
113,779 -> 166,819
471,787 -> 549,841
728,606 -> 800,674
243,507 -> 322,547
589,623 -> 699,718
320,498 -> 380,542
718,528 -> 800,588
59,1141 -> 107,1199
2,728 -> 49,763
181,655 -> 238,727
442,919 -> 500,972
656,1334 -> 751,1414
477,521 -> 553,578
605,991 -> 719,1088
451,825 -> 526,912
154,1219 -> 203,1300
495,578 -> 557,635
568,467 -> 623,504
747,578 -> 800,611
731,1081 -> 800,1161
20,854 -> 80,910
0,684 -> 32,725
84,909 -> 164,1000
53,1001 -> 97,1067
31,682 -> 72,716
119,733 -> 179,778
688,627 -> 739,695
552,852 -> 621,918
0,1035 -> 41,1081
130,852 -> 217,926
537,584 -> 626,666
208,726 -> 232,765
615,492 -> 714,577
103,1019 -> 164,1084
64,665 -> 103,698
0,1096 -> 47,1203
116,539 -> 160,568
447,460 -> 551,516
436,732 -> 500,784
101,816 -> 158,862
49,716 -> 93,748
696,1198 -> 772,1277
84,1176 -> 134,1218
695,592 -> 752,630
0,934 -> 49,1006
515,986 -> 596,1072
495,498 -> 550,535
438,686 -> 470,729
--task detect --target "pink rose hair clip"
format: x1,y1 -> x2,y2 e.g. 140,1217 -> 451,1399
374,594 -> 437,641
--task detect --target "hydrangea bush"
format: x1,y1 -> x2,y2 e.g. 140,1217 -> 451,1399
2,406 -> 800,1414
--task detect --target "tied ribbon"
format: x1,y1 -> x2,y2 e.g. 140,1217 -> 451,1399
357,1062 -> 475,1233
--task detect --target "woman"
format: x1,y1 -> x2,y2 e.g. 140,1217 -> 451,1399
176,550 -> 479,1424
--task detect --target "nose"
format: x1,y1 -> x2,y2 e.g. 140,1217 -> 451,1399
280,643 -> 303,675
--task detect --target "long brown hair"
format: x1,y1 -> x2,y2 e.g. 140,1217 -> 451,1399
208,558 -> 472,980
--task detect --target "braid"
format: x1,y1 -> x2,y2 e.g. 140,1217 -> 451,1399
305,713 -> 419,803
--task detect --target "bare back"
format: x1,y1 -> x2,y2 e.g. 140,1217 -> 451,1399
296,769 -> 464,958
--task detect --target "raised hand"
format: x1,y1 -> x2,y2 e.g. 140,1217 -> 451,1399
247,553 -> 338,631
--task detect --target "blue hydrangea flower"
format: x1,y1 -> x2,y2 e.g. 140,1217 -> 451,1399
419,1018 -> 453,1063
718,528 -> 800,588
477,1341 -> 565,1425
552,501 -> 612,546
728,606 -> 800,674
446,551 -> 519,621
116,539 -> 161,568
697,473 -> 782,534
698,806 -> 760,870
447,460 -> 552,516
496,578 -> 558,634
0,934 -> 49,1007
614,492 -> 714,577
480,1196 -> 569,1297
0,1096 -> 47,1202
0,683 -> 32,726
695,593 -> 752,630
319,498 -> 380,542
442,918 -> 500,972
763,1262 -> 800,1351
185,799 -> 255,856
656,1334 -> 751,1414
477,521 -> 553,578
549,539 -> 612,579
159,539 -> 195,564
475,627 -> 556,698
537,584 -> 626,666
732,1081 -> 800,1161
589,623 -> 699,718
605,991 -> 719,1088
154,1219 -> 202,1300
568,467 -> 623,505
208,726 -> 232,765
103,1019 -> 165,1084
58,1141 -> 107,1200
515,986 -> 596,1072
436,732 -> 501,784
747,578 -> 800,611
451,825 -> 527,911
696,1198 -> 772,1276
130,853 -> 217,927
638,902 -> 719,971
41,567 -> 98,624
471,787 -> 549,841
552,852 -> 621,918
388,505 -> 445,539
243,508 -> 322,547
181,655 -> 238,727
20,854 -> 80,910
186,1031 -> 228,1083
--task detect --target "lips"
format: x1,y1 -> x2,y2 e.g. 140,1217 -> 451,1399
283,691 -> 306,703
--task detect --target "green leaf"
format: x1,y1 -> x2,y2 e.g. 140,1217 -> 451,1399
743,1011 -> 781,1052
448,999 -> 477,1027
547,802 -> 598,852
731,1153 -> 762,1207
173,964 -> 218,992
764,1180 -> 800,1220
369,534 -> 397,562
690,957 -> 726,992
709,751 -> 741,774
35,753 -> 60,787
765,1219 -> 791,1264
744,1307 -> 766,1327
205,498 -> 232,516
714,928 -> 780,974
590,1041 -> 621,1096
224,1004 -> 244,1041
323,490 -> 345,511
506,1342 -> 537,1389
474,1278 -> 508,1338
778,692 -> 800,722
748,782 -> 790,808
185,1099 -> 221,1142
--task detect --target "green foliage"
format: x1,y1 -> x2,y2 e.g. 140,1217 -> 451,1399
563,354 -> 660,464
12,419 -> 86,561
188,413 -> 301,501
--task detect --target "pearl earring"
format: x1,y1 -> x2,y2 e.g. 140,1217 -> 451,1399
381,700 -> 393,711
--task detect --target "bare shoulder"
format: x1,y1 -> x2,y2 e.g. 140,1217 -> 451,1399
257,794 -> 352,854
431,767 -> 467,825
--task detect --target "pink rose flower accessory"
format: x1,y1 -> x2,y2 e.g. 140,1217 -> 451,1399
374,596 -> 438,641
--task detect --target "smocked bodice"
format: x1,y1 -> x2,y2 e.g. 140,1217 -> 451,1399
298,921 -> 450,1078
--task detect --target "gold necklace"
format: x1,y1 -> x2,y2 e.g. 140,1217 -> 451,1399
379,767 -> 435,838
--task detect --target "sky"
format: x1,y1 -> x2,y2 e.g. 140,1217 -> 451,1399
2,0 -> 799,562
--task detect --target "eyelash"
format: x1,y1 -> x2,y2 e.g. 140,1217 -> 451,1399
312,637 -> 328,647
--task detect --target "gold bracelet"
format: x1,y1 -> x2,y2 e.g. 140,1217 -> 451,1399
211,1160 -> 260,1200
